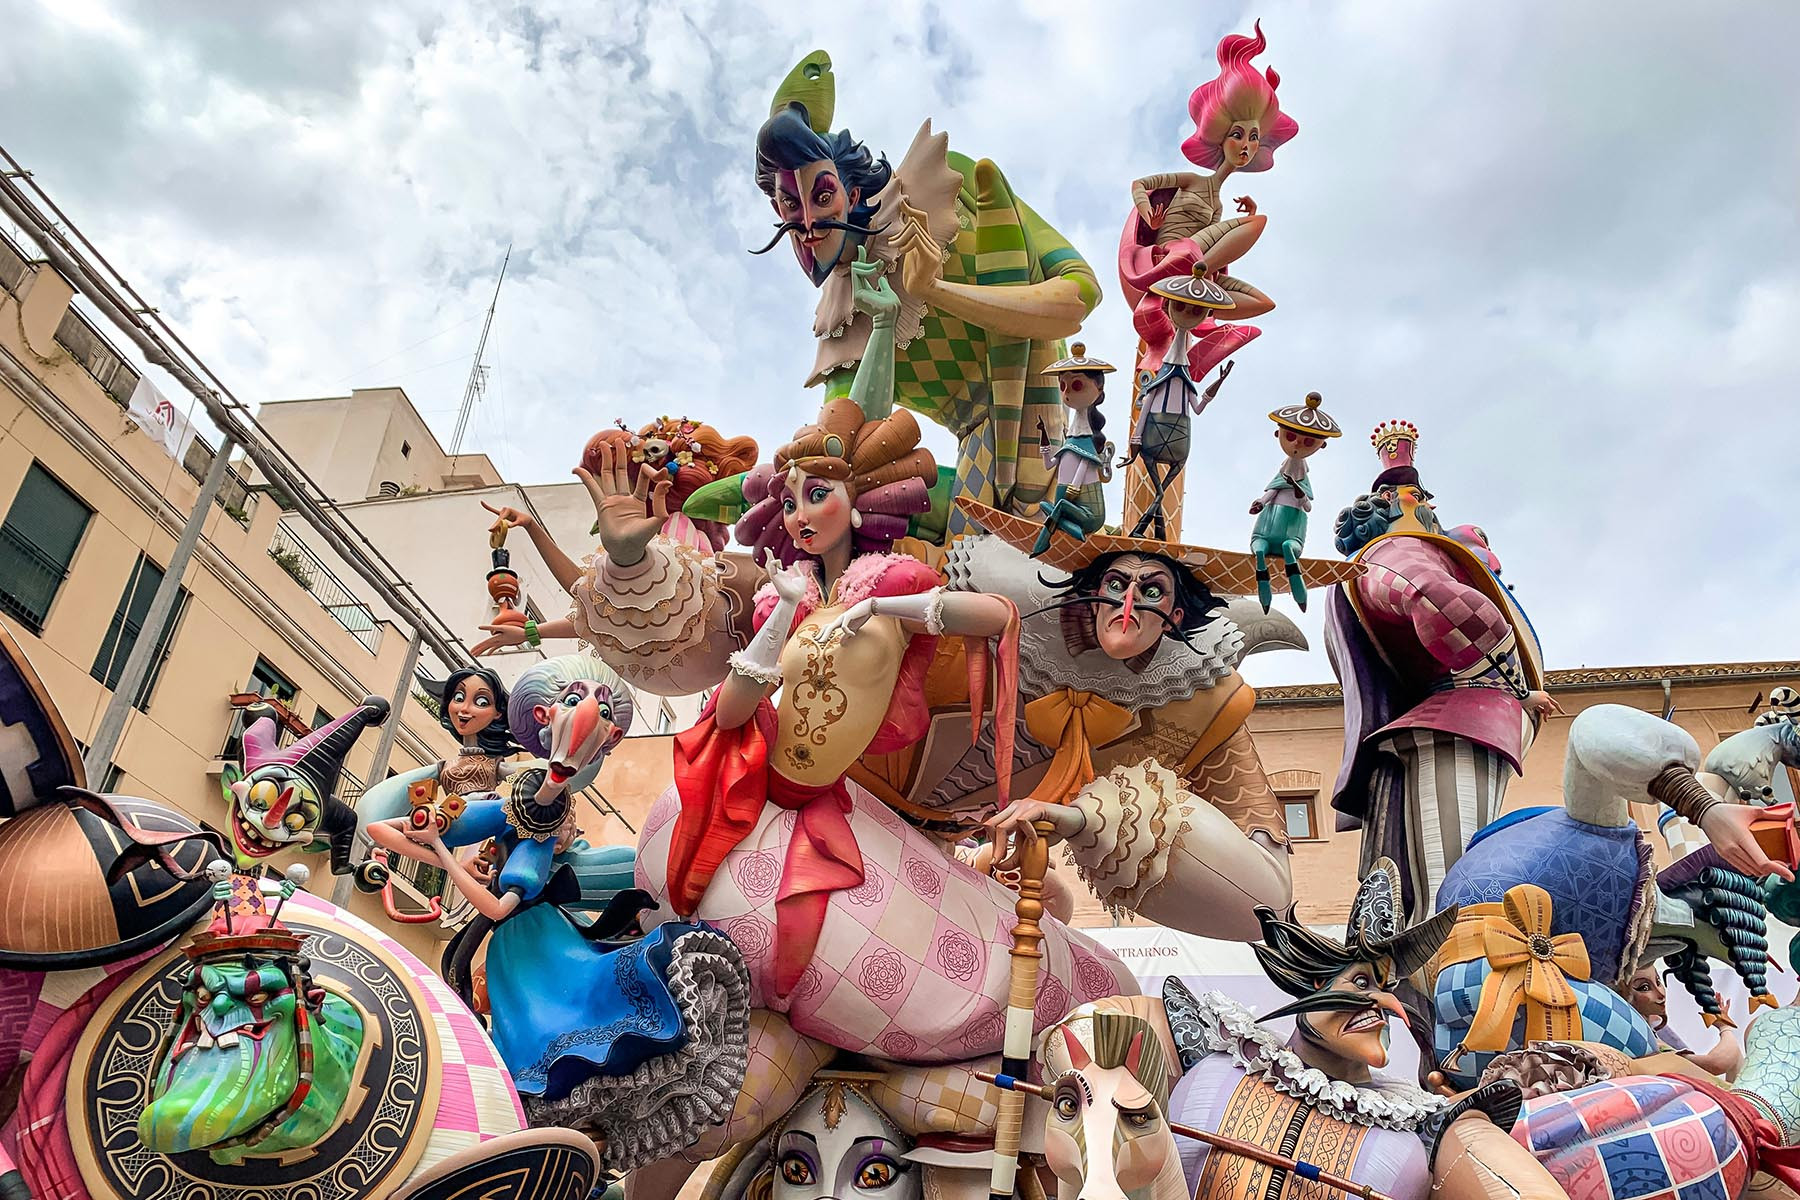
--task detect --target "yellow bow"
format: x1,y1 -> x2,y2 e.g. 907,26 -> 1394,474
1462,883 -> 1591,1053
1022,689 -> 1134,806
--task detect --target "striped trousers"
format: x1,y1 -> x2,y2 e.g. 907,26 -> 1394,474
1362,728 -> 1513,924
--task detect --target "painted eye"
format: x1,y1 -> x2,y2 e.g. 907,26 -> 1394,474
809,486 -> 831,504
475,696 -> 491,708
1124,1109 -> 1157,1129
597,705 -> 611,723
195,987 -> 212,1006
813,190 -> 834,207
562,693 -> 581,708
783,498 -> 797,513
284,812 -> 307,831
1104,578 -> 1125,594
1054,1093 -> 1079,1120
1143,584 -> 1164,600
778,1156 -> 815,1185
856,1159 -> 899,1189
248,991 -> 270,1007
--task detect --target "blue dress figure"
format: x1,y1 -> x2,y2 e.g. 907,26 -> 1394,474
1034,341 -> 1115,555
362,654 -> 744,1138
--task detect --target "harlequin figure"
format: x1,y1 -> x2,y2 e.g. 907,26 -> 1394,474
1324,420 -> 1559,921
1033,341 -> 1115,554
1249,390 -> 1341,612
1125,265 -> 1237,539
752,51 -> 1103,533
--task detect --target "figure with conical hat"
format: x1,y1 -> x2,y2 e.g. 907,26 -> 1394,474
1249,390 -> 1341,612
1034,340 -> 1115,554
220,694 -> 392,889
1323,421 -> 1562,922
750,50 -> 1102,535
1123,265 -> 1238,539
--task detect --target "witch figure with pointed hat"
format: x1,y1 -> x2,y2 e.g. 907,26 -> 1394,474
220,695 -> 392,888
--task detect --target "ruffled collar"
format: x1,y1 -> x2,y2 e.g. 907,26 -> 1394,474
1168,986 -> 1444,1132
942,535 -> 1243,711
807,120 -> 965,387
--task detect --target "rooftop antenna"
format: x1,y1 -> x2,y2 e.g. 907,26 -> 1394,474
449,244 -> 510,457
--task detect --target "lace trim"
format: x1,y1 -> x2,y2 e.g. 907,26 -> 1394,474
1067,759 -> 1180,919
1174,989 -> 1444,1131
920,587 -> 946,635
727,650 -> 783,686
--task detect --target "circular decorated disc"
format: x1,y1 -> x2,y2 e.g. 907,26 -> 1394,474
388,1127 -> 601,1200
69,906 -> 443,1200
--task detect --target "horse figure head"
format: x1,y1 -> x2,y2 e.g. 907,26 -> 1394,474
1038,998 -> 1188,1200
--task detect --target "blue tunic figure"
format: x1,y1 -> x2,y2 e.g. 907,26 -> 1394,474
1033,341 -> 1115,555
1249,391 -> 1341,611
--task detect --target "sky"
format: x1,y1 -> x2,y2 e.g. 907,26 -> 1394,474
3,0 -> 1797,686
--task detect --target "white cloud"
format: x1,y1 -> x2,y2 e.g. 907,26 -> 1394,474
2,0 -> 1796,686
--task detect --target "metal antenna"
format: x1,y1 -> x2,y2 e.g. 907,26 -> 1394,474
448,245 -> 510,457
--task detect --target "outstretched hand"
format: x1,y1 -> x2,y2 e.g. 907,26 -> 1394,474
472,623 -> 527,656
480,501 -> 535,535
577,437 -> 673,568
762,549 -> 811,605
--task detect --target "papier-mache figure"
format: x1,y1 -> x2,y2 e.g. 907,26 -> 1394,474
1011,860 -> 1560,1200
1124,266 -> 1237,540
1324,420 -> 1561,920
1249,390 -> 1341,612
751,50 -> 1102,531
1120,20 -> 1297,380
220,694 -> 393,890
1033,340 -> 1115,554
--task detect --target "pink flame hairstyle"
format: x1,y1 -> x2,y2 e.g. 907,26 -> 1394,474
1180,21 -> 1299,173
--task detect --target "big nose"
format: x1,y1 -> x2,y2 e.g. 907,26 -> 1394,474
1120,583 -> 1137,628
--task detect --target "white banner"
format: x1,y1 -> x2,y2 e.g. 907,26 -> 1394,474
126,375 -> 197,463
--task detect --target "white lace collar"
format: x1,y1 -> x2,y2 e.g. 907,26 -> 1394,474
1177,989 -> 1444,1132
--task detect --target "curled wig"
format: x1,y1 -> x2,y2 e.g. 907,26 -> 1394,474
732,399 -> 935,565
1180,21 -> 1300,172
754,103 -> 891,228
506,653 -> 634,758
1334,492 -> 1402,556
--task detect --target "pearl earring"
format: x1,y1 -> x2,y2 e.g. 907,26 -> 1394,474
849,508 -> 863,529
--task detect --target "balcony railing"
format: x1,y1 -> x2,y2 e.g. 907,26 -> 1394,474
267,520 -> 382,655
54,304 -> 140,409
0,523 -> 68,632
182,438 -> 258,525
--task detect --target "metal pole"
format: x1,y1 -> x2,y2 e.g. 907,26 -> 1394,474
84,436 -> 238,783
331,628 -> 423,907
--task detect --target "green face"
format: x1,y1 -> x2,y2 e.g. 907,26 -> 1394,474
223,764 -> 326,867
139,955 -> 364,1164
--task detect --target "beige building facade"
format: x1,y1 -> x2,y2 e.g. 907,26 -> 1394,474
0,231 -> 461,960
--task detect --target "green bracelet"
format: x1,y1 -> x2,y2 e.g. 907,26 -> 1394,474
524,618 -> 541,648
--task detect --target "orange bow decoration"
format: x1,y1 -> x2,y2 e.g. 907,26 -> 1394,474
1023,689 -> 1135,807
1463,883 -> 1591,1053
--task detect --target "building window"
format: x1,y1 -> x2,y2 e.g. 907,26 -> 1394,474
100,763 -> 125,792
312,705 -> 334,729
220,656 -> 300,761
400,440 -> 411,458
655,702 -> 673,734
90,552 -> 191,711
0,463 -> 94,631
1281,794 -> 1319,841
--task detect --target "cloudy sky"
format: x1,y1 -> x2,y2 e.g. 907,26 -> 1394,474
4,0 -> 1797,686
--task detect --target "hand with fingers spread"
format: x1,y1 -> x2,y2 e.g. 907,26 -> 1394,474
578,436 -> 674,569
982,798 -> 1086,871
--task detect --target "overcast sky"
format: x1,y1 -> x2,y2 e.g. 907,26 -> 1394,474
4,0 -> 1797,686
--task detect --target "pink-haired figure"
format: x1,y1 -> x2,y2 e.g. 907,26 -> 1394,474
1121,21 -> 1299,376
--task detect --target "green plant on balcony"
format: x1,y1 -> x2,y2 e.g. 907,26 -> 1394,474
269,546 -> 311,587
397,484 -> 425,497
411,687 -> 442,720
222,503 -> 250,525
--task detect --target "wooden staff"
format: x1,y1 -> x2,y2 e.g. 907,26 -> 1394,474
977,1072 -> 1399,1200
988,818 -> 1053,1200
